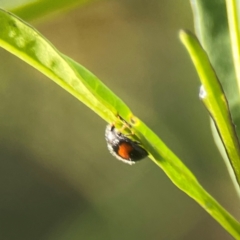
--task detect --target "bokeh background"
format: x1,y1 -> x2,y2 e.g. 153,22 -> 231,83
0,0 -> 239,239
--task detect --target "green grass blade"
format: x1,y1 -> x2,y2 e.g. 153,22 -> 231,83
1,8 -> 240,238
9,0 -> 97,21
0,8 -> 132,125
225,0 -> 240,94
190,0 -> 240,193
180,30 -> 240,187
131,117 -> 240,239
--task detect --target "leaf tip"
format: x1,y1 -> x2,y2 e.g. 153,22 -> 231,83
179,29 -> 196,43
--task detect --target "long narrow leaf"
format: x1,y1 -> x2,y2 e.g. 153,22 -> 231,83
190,0 -> 240,192
132,117 -> 240,239
180,30 -> 240,187
0,8 -> 132,126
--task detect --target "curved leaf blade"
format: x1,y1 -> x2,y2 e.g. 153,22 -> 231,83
190,0 -> 240,191
0,8 -> 132,124
180,30 -> 240,186
131,117 -> 240,239
190,0 -> 240,125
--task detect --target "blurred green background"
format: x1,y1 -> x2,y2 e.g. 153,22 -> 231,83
0,0 -> 239,239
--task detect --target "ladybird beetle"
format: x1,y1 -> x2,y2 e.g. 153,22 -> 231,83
105,124 -> 148,165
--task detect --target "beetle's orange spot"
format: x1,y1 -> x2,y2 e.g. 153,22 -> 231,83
118,143 -> 133,159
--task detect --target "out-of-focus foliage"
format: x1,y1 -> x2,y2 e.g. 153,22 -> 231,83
2,0 -> 96,21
